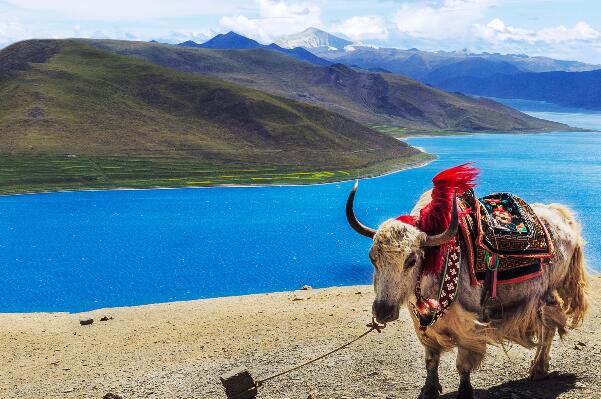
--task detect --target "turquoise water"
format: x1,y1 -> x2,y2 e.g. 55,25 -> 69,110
1,111 -> 600,312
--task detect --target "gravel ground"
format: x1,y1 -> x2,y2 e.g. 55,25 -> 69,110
1,276 -> 600,399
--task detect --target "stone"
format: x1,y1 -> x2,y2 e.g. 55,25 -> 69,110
103,394 -> 123,399
79,318 -> 94,326
300,285 -> 312,290
100,315 -> 113,322
220,367 -> 257,399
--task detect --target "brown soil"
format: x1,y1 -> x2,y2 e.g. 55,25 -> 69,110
1,277 -> 600,398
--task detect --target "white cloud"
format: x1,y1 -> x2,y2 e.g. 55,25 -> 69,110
469,18 -> 601,62
5,0 -> 240,20
220,0 -> 322,43
155,30 -> 215,44
333,16 -> 388,41
219,15 -> 271,43
393,0 -> 494,39
475,18 -> 601,45
68,28 -> 216,44
0,19 -> 27,45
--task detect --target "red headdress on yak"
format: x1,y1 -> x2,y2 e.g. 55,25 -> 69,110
396,163 -> 479,274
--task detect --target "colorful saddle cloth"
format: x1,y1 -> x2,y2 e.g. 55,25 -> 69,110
459,190 -> 555,285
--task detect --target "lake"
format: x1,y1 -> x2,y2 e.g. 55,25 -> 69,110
1,106 -> 600,312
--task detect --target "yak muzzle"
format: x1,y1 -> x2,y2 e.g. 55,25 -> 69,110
372,300 -> 400,323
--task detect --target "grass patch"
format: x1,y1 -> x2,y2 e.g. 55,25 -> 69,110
370,125 -> 472,138
0,152 -> 433,195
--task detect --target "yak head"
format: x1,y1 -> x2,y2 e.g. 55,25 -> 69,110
346,180 -> 459,324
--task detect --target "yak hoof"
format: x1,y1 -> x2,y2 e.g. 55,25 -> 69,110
529,367 -> 549,381
456,381 -> 475,399
418,382 -> 442,399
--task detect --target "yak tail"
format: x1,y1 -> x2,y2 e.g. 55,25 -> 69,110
563,237 -> 589,328
550,204 -> 590,329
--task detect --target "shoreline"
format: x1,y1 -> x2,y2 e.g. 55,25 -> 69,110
0,152 -> 436,198
3,127 -> 598,197
2,279 -> 600,398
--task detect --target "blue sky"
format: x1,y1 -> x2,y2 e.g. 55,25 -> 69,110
1,0 -> 601,63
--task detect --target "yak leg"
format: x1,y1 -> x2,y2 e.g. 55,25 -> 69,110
456,345 -> 485,399
529,293 -> 567,380
418,346 -> 443,399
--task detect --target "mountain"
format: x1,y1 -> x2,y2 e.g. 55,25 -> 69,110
311,43 -> 601,81
196,31 -> 262,49
178,31 -> 331,66
0,39 -> 423,194
265,43 -> 332,66
178,40 -> 203,48
432,69 -> 601,111
87,39 -> 567,132
275,27 -> 352,50
425,58 -> 522,87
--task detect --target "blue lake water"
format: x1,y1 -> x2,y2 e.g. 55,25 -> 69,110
1,108 -> 600,312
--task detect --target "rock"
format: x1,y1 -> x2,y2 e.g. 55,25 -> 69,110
79,318 -> 94,326
300,285 -> 312,290
577,341 -> 586,347
220,367 -> 257,399
100,315 -> 113,322
103,394 -> 123,399
575,381 -> 587,389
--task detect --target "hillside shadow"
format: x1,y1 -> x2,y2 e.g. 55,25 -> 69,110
441,372 -> 578,399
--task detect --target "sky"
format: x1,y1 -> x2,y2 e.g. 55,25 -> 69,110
1,0 -> 601,63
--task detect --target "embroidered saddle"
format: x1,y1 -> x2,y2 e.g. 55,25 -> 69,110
404,164 -> 555,329
459,189 -> 555,285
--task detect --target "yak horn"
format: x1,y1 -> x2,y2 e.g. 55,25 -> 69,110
346,180 -> 376,239
423,192 -> 459,247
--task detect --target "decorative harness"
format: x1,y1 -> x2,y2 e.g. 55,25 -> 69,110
410,238 -> 462,330
408,190 -> 555,330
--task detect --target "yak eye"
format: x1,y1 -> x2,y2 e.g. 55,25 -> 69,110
404,254 -> 417,269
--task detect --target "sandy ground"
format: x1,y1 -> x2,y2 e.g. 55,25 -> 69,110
1,277 -> 600,399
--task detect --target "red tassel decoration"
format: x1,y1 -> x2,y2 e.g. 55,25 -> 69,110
395,163 -> 479,273
419,163 -> 478,274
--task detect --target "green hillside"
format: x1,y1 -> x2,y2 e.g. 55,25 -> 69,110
87,39 -> 568,132
0,40 -> 428,195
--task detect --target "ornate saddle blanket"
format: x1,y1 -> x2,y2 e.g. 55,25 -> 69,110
459,190 -> 555,285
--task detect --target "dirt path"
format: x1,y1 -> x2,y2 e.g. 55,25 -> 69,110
1,277 -> 600,398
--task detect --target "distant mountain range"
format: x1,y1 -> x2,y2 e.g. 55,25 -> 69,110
315,46 -> 601,81
178,31 -> 332,67
277,28 -> 601,110
89,38 -> 566,132
434,69 -> 601,110
298,28 -> 599,76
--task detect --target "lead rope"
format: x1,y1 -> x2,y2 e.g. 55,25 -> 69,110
255,318 -> 386,388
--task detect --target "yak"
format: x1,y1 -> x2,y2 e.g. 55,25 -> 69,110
346,164 -> 589,399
